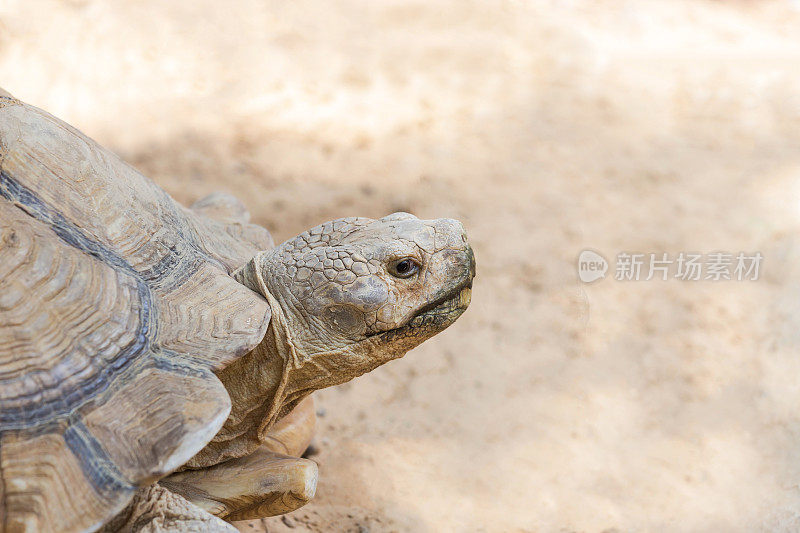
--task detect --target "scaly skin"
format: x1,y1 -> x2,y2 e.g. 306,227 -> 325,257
117,212 -> 475,529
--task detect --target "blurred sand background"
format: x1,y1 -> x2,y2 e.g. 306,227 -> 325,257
3,0 -> 800,531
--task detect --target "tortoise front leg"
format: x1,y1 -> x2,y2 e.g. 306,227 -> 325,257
161,395 -> 318,520
160,446 -> 318,520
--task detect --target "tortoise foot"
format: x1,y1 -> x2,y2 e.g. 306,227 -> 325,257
161,447 -> 318,520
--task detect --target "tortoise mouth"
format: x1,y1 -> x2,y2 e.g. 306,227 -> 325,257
371,281 -> 473,342
407,283 -> 472,328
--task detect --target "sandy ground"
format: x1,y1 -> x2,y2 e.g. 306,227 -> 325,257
4,0 -> 800,531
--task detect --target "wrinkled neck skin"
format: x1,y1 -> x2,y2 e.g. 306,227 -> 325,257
186,252 -> 411,469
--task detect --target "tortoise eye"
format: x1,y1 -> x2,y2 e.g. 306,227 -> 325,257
389,258 -> 420,278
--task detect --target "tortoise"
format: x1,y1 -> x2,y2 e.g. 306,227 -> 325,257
0,88 -> 475,532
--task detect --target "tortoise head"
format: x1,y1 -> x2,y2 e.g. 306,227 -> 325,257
241,212 -> 474,390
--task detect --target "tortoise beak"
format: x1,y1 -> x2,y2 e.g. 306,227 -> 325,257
466,245 -> 476,282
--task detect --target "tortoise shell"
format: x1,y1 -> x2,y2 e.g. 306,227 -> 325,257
0,92 -> 273,532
